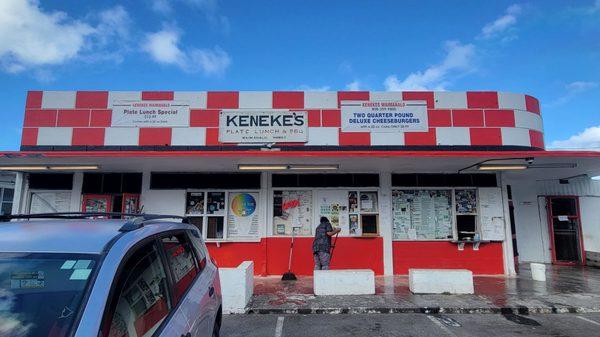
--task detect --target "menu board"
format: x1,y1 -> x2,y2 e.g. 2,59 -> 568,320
455,189 -> 477,214
206,192 -> 225,215
478,187 -> 505,241
273,190 -> 312,236
227,192 -> 260,239
316,190 -> 349,234
185,192 -> 205,215
392,190 -> 453,240
30,192 -> 71,214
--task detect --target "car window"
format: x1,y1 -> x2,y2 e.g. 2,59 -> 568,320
102,241 -> 171,337
187,229 -> 208,270
160,233 -> 199,304
0,253 -> 99,337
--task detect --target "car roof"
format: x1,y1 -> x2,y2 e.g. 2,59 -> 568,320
0,219 -> 191,254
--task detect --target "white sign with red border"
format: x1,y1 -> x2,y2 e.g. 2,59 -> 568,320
111,100 -> 190,127
341,100 -> 428,132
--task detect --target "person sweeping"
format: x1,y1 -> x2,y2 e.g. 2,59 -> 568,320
313,216 -> 341,270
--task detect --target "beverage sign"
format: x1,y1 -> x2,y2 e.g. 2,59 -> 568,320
341,100 -> 428,132
219,110 -> 308,143
111,100 -> 190,127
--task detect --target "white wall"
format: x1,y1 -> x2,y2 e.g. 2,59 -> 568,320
537,177 -> 600,254
140,171 -> 186,215
510,179 -> 552,263
510,177 -> 600,263
579,197 -> 600,253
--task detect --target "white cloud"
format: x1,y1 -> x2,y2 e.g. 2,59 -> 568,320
0,0 -> 94,72
0,1 -> 132,75
550,125 -> 600,150
142,26 -> 230,76
547,81 -> 598,107
480,4 -> 522,39
345,80 -> 362,91
384,41 -> 475,91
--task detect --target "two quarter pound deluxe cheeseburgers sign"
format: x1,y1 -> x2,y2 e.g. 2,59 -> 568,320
340,100 -> 428,132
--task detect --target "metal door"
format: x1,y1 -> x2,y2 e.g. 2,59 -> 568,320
547,196 -> 585,265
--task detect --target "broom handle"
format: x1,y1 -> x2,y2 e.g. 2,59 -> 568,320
287,230 -> 295,271
329,232 -> 340,261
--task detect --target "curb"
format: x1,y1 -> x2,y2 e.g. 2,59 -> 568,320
243,306 -> 600,315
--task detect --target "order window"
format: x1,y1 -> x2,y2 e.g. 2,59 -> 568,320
185,191 -> 260,241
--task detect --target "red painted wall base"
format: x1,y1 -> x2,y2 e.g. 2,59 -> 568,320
392,241 -> 504,275
206,239 -> 504,275
206,237 -> 384,276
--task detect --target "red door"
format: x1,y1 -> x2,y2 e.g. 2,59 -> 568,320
546,196 -> 585,265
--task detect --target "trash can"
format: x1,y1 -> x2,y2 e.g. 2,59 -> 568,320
530,263 -> 546,282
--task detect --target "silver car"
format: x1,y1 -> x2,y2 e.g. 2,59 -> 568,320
0,213 -> 222,337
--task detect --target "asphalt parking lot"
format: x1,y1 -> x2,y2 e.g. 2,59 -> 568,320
221,313 -> 600,337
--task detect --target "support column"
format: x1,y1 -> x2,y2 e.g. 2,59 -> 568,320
11,172 -> 25,214
499,173 -> 516,276
379,172 -> 394,275
70,172 -> 83,212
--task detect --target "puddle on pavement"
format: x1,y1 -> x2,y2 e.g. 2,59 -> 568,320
502,313 -> 541,326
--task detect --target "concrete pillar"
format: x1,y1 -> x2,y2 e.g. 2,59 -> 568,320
11,172 -> 25,214
379,172 -> 394,275
70,172 -> 83,212
499,173 -> 516,276
259,171 -> 270,238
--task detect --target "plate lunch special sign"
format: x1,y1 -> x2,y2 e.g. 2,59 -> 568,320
111,100 -> 190,127
341,100 -> 428,132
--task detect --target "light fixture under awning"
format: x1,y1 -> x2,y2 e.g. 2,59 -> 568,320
477,164 -> 528,171
0,165 -> 100,171
238,164 -> 339,171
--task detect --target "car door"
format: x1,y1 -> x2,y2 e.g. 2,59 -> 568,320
159,232 -> 214,337
99,239 -> 190,337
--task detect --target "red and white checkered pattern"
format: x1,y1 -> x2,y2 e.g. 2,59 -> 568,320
22,90 -> 545,149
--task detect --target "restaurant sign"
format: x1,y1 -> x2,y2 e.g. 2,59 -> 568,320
341,100 -> 428,132
111,100 -> 190,127
219,110 -> 308,143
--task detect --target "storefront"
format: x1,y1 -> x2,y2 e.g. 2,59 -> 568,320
3,90 -> 600,276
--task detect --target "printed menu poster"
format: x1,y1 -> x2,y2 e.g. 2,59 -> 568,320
392,190 -> 452,240
30,192 -> 71,214
273,191 -> 312,235
455,189 -> 477,214
316,190 -> 349,233
227,192 -> 260,239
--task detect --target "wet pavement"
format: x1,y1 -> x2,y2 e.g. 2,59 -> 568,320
247,264 -> 600,314
222,313 -> 600,336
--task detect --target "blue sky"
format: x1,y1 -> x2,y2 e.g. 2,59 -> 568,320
0,0 -> 599,150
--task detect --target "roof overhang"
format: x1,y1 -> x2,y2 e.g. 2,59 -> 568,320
1,150 -> 599,182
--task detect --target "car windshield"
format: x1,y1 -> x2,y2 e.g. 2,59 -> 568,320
0,253 -> 99,337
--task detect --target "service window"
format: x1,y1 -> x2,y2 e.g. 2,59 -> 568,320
455,189 -> 478,240
160,233 -> 199,303
272,190 -> 313,236
102,241 -> 171,337
185,190 -> 260,241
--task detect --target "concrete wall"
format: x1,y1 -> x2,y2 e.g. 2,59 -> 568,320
510,177 -> 600,264
537,178 -> 600,254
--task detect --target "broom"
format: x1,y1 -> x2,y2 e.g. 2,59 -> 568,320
281,228 -> 297,281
